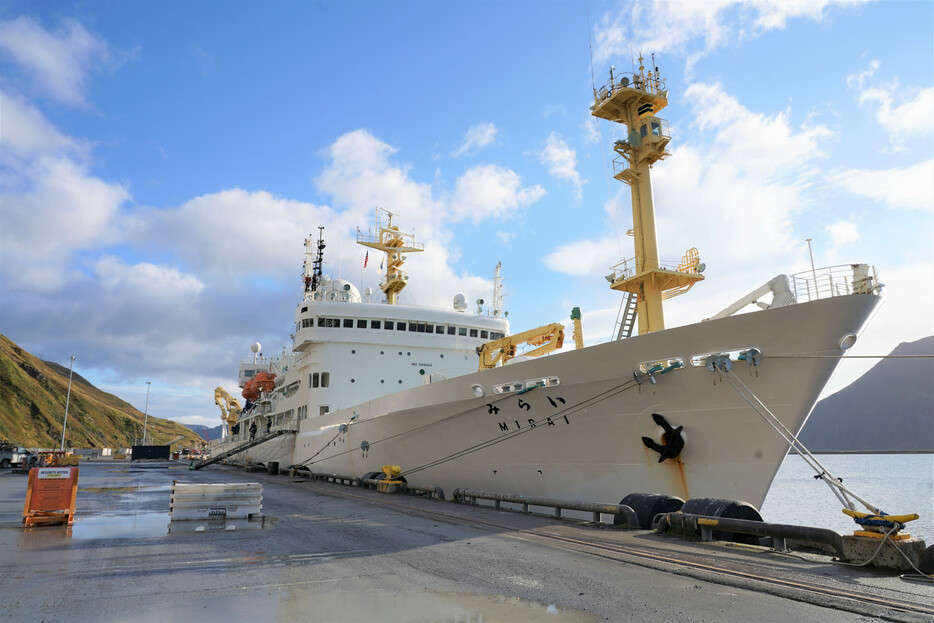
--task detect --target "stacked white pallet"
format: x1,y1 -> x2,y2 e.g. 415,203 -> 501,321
170,482 -> 263,520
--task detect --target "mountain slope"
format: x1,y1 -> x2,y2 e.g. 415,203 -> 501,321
798,336 -> 934,452
0,333 -> 202,449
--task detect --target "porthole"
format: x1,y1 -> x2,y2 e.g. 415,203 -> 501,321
380,350 -> 384,355
419,369 -> 426,376
407,351 -> 411,356
398,380 -> 403,384
351,379 -> 355,383
440,354 -> 444,358
381,379 -> 385,384
399,351 -> 403,356
351,349 -> 356,354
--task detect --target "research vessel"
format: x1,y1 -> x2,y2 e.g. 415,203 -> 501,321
208,59 -> 881,510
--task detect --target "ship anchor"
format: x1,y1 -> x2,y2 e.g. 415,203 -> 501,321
642,413 -> 685,463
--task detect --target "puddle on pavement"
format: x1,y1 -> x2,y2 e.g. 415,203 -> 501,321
69,513 -> 276,539
247,588 -> 600,623
71,512 -> 170,539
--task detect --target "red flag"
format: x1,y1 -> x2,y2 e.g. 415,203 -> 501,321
364,251 -> 369,268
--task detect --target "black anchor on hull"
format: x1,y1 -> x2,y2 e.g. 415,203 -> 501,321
642,413 -> 685,463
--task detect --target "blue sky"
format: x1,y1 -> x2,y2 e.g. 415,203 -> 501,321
1,1 -> 931,429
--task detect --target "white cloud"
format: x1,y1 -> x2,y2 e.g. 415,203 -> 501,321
543,235 -> 622,277
685,82 -> 833,172
581,115 -> 601,144
453,122 -> 498,157
859,84 -> 934,135
131,188 -> 334,279
1,155 -> 130,290
650,82 -> 835,268
846,59 -> 880,89
0,90 -> 84,162
496,231 -> 515,245
0,16 -> 112,105
830,159 -> 934,210
538,132 -> 585,199
594,1 -> 869,68
448,164 -> 546,223
94,256 -> 205,296
826,220 -> 860,248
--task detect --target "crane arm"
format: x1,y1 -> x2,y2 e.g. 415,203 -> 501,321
476,322 -> 565,370
214,387 -> 242,435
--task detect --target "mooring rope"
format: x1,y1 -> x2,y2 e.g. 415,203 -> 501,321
716,366 -> 882,513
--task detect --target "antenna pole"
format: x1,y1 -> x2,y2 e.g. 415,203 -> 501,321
60,356 -> 75,451
141,381 -> 151,445
806,238 -> 818,296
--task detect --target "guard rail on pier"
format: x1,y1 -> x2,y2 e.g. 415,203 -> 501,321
453,488 -> 640,527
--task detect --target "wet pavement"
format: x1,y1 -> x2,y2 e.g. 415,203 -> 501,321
1,461 -> 930,622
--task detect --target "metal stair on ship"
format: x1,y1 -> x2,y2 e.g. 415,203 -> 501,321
615,292 -> 638,339
192,428 -> 296,470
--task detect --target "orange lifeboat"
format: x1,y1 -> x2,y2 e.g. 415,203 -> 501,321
242,372 -> 276,401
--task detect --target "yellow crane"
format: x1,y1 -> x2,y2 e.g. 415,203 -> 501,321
213,387 -> 242,435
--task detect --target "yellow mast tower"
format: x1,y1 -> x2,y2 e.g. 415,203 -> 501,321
356,209 -> 424,305
591,56 -> 704,335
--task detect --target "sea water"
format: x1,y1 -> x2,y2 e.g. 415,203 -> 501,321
760,453 -> 933,542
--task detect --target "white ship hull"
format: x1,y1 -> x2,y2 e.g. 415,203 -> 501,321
217,292 -> 878,509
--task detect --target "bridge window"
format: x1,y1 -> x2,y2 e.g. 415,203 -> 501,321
317,318 -> 325,327
417,322 -> 426,333
321,372 -> 330,387
436,325 -> 444,334
396,322 -> 407,331
447,326 -> 456,335
319,405 -> 329,416
357,319 -> 367,328
371,320 -> 381,329
385,320 -> 394,330
458,327 -> 467,336
343,319 -> 353,328
480,330 -> 489,339
311,373 -> 319,388
469,329 -> 478,337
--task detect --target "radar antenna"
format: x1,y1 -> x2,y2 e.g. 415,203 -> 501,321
304,227 -> 326,296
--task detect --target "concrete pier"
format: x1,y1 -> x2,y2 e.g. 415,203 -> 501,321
2,462 -> 932,622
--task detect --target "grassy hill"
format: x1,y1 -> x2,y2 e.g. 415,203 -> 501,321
0,333 -> 203,450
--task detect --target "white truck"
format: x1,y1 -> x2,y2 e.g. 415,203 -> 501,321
0,442 -> 38,469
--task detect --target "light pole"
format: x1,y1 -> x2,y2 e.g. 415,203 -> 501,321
142,381 -> 151,445
60,356 -> 76,451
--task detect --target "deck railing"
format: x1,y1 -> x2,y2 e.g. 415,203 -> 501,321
789,264 -> 880,303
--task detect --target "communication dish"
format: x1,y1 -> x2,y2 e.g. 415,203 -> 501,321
628,130 -> 643,149
251,342 -> 261,354
453,293 -> 467,311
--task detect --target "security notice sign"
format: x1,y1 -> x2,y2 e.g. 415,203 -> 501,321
22,467 -> 79,526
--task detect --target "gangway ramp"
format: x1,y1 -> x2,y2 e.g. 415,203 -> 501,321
192,428 -> 295,470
